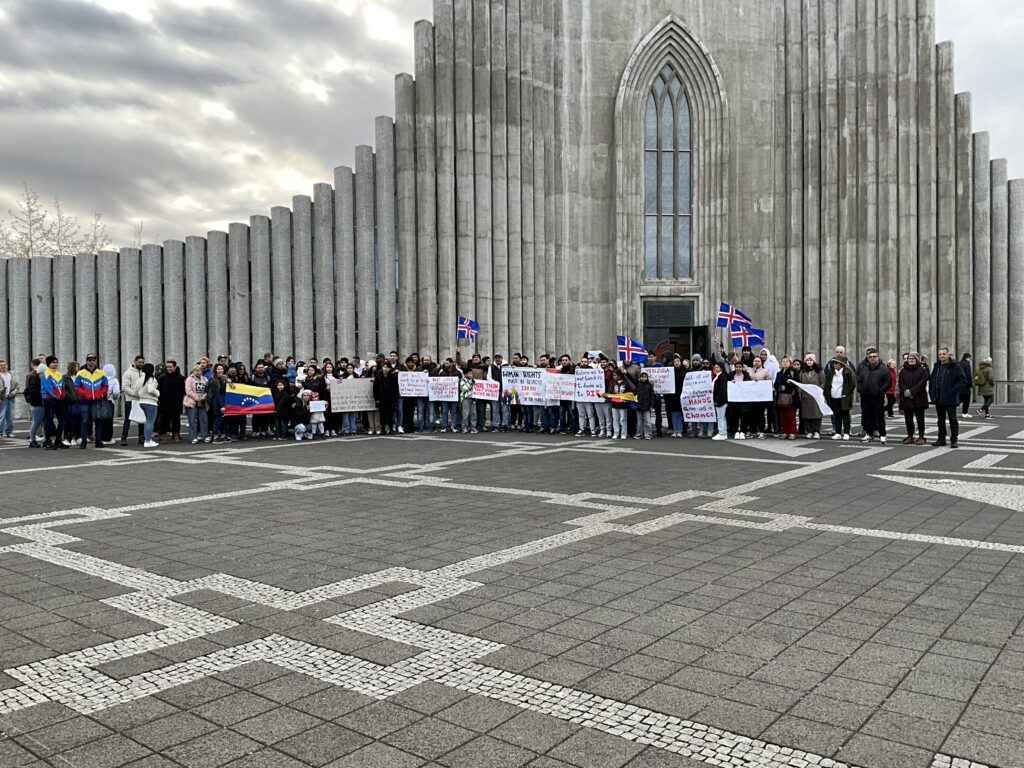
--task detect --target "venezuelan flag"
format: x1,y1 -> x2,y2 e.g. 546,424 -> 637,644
224,383 -> 275,415
602,391 -> 639,409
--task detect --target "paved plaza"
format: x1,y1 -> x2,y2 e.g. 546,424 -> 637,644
2,409 -> 1024,768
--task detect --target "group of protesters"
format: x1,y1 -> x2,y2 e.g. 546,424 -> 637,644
0,337 -> 992,451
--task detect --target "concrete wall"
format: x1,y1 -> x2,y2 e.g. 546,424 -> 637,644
2,0 -> 1021,399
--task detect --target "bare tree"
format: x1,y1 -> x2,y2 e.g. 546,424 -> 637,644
50,195 -> 82,256
83,213 -> 110,254
0,183 -> 112,258
131,220 -> 160,248
6,182 -> 53,258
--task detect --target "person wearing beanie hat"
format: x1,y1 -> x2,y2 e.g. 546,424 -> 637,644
975,356 -> 995,418
824,357 -> 856,440
798,353 -> 825,439
897,352 -> 929,444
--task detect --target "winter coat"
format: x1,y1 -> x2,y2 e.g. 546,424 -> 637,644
959,358 -> 974,388
929,360 -> 968,406
137,376 -> 160,406
183,374 -> 209,408
824,367 -> 857,411
635,380 -> 654,411
712,372 -> 729,408
774,369 -> 798,408
976,361 -> 995,397
857,361 -> 890,398
750,366 -> 772,382
897,364 -> 930,410
157,371 -> 185,413
886,366 -> 898,396
209,377 -> 228,411
798,368 -> 826,419
373,372 -> 400,407
23,371 -> 42,407
664,365 -> 685,413
290,399 -> 311,427
122,366 -> 144,401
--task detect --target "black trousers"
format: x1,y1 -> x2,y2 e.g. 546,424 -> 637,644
828,399 -> 851,434
936,404 -> 959,440
861,395 -> 886,436
960,392 -> 972,414
904,407 -> 926,437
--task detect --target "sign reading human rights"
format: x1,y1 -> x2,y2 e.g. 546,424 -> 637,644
503,367 -> 545,406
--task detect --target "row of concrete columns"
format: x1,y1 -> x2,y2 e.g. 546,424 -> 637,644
778,0 -> 1023,399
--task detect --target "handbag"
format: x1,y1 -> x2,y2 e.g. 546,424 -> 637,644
777,392 -> 793,408
129,400 -> 146,424
96,399 -> 114,420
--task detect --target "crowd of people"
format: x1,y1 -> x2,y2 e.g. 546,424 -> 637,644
0,340 -> 994,451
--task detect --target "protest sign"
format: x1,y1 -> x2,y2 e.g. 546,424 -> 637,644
329,379 -> 374,413
642,367 -> 674,395
574,368 -> 605,403
791,381 -> 834,416
544,373 -> 576,402
727,380 -> 774,402
428,376 -> 459,402
398,371 -> 428,398
309,400 -> 327,413
503,367 -> 545,406
473,380 -> 500,401
681,370 -> 715,422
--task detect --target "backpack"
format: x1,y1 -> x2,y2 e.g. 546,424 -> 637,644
973,370 -> 984,386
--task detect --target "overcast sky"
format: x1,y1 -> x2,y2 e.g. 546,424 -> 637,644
0,0 -> 1019,248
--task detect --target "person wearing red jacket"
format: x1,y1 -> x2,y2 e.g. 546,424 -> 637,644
73,354 -> 109,449
885,358 -> 898,418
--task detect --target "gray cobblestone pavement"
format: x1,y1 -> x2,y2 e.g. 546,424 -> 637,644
1,407 -> 1023,767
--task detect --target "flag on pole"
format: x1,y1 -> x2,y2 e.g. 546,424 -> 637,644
457,316 -> 480,341
716,302 -> 751,329
224,383 -> 275,415
615,336 -> 648,362
730,322 -> 766,347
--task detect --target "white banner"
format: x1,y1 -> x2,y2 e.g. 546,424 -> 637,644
309,400 -> 328,413
398,371 -> 429,398
544,373 -> 576,402
791,381 -> 834,416
472,380 -> 500,401
643,367 -> 674,395
574,368 -> 605,403
727,380 -> 774,403
503,367 -> 546,406
329,379 -> 375,412
681,371 -> 716,422
428,376 -> 459,402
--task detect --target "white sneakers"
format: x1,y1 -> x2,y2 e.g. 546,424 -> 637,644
735,432 -> 745,440
143,440 -> 159,448
842,434 -> 850,441
711,434 -> 727,441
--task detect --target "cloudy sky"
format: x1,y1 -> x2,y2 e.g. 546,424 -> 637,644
0,0 -> 1020,248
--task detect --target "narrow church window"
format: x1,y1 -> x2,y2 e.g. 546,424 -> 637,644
644,65 -> 692,279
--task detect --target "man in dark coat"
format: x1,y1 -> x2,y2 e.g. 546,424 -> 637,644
958,352 -> 974,417
856,348 -> 891,444
156,360 -> 186,443
930,346 -> 969,448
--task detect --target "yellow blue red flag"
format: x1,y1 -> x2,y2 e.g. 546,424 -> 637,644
224,383 -> 275,415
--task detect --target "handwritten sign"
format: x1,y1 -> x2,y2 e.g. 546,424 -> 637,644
309,400 -> 328,413
329,379 -> 374,412
727,380 -> 774,403
473,380 -> 500,401
642,367 -> 673,395
503,367 -> 545,406
544,373 -> 576,402
681,371 -> 715,423
428,376 -> 459,402
398,371 -> 429,398
574,368 -> 605,403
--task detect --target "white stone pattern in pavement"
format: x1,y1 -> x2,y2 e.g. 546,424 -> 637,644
0,441 -> 1010,768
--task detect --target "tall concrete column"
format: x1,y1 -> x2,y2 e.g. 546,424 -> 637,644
491,0 -> 510,357
206,232 -> 228,358
435,0 -> 457,356
53,253 -> 76,363
837,0 -> 857,350
530,0 -> 546,355
249,215 -> 272,359
375,117 -> 398,355
227,223 -> 251,365
935,42 -> 956,346
785,0 -> 804,352
333,168 -> 356,356
990,159 -> 1009,386
185,236 -> 207,364
542,0 -> 556,345
162,240 -> 184,364
119,247 -> 142,371
270,207 -> 293,357
415,20 -> 439,357
75,253 -> 97,360
895,0 -> 918,356
0,259 -> 7,366
819,0 -> 840,352
1008,180 -> 1024,401
29,257 -> 53,360
355,145 -> 378,356
8,258 -> 30,418
394,75 -> 418,354
312,184 -> 335,359
473,4 -> 493,354
802,0 -> 822,356
292,196 -> 314,359
877,0 -> 898,356
453,0 -> 476,345
97,250 -> 119,370
954,93 -> 973,358
972,132 -> 991,361
916,0 -> 937,357
520,0 -> 536,359
506,0 -> 523,356
141,244 -> 163,362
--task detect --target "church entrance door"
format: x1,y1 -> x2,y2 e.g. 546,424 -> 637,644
642,300 -> 708,361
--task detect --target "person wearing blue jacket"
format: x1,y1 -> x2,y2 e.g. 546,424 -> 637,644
928,346 -> 969,448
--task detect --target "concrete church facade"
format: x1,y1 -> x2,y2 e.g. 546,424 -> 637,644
2,1 -> 1023,401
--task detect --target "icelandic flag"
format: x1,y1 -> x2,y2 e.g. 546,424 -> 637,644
457,316 -> 480,341
730,322 -> 766,348
716,302 -> 751,329
224,383 -> 275,415
616,335 -> 648,362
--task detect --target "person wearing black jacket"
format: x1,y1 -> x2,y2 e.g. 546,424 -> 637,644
23,363 -> 44,447
374,364 -> 400,435
664,356 -> 685,437
249,361 -> 273,438
634,372 -> 655,440
857,348 -> 891,444
156,360 -> 186,443
958,353 -> 974,417
773,356 -> 799,439
711,363 -> 729,440
930,346 -> 969,448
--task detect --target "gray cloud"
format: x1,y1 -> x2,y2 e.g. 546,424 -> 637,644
0,0 -> 1020,248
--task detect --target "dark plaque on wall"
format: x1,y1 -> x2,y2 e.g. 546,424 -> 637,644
644,300 -> 696,328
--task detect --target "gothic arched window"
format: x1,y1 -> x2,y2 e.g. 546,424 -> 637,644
644,65 -> 692,279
